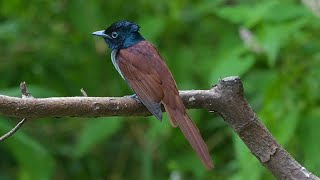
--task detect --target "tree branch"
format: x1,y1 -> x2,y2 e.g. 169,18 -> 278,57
0,118 -> 27,142
0,76 -> 318,179
0,82 -> 31,142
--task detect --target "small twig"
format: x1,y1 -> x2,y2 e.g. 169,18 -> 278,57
80,88 -> 88,97
0,118 -> 27,142
20,82 -> 33,98
0,82 -> 32,142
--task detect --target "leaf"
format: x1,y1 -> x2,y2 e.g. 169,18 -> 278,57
263,2 -> 310,22
73,117 -> 123,157
297,108 -> 320,174
258,19 -> 309,66
243,70 -> 278,111
0,118 -> 55,180
210,47 -> 255,82
0,21 -> 19,40
216,1 -> 277,27
258,80 -> 302,146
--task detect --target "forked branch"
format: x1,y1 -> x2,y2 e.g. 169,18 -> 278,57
0,77 -> 318,179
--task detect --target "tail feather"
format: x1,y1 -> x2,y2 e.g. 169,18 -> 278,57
166,108 -> 178,128
163,101 -> 214,169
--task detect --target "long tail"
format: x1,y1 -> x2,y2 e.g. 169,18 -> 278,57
163,96 -> 214,169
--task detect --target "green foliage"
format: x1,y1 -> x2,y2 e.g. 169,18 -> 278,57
0,118 -> 54,180
1,0 -> 320,179
74,117 -> 123,157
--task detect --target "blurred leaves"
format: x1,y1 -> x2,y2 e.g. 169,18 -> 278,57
210,47 -> 255,82
74,117 -> 123,157
0,118 -> 55,180
298,109 -> 320,173
216,1 -> 277,27
1,0 -> 320,179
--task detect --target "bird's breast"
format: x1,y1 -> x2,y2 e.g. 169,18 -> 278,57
111,49 -> 125,79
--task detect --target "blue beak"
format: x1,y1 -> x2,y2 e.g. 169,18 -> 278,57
92,30 -> 110,38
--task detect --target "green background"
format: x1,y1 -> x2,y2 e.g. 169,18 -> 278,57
1,0 -> 320,179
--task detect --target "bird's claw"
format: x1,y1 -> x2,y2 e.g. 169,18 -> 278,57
125,94 -> 141,104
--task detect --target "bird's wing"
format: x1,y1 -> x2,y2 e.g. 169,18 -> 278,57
117,41 -> 213,169
117,41 -> 164,120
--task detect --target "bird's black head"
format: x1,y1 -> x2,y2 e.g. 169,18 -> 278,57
92,20 -> 144,50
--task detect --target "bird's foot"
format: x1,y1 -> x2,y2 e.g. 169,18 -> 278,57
125,94 -> 141,104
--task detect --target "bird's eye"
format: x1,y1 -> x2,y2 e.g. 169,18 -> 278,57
111,32 -> 118,38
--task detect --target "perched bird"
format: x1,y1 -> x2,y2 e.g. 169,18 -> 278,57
92,20 -> 213,169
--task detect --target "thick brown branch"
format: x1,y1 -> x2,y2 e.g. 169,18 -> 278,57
0,90 -> 218,119
0,76 -> 318,179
